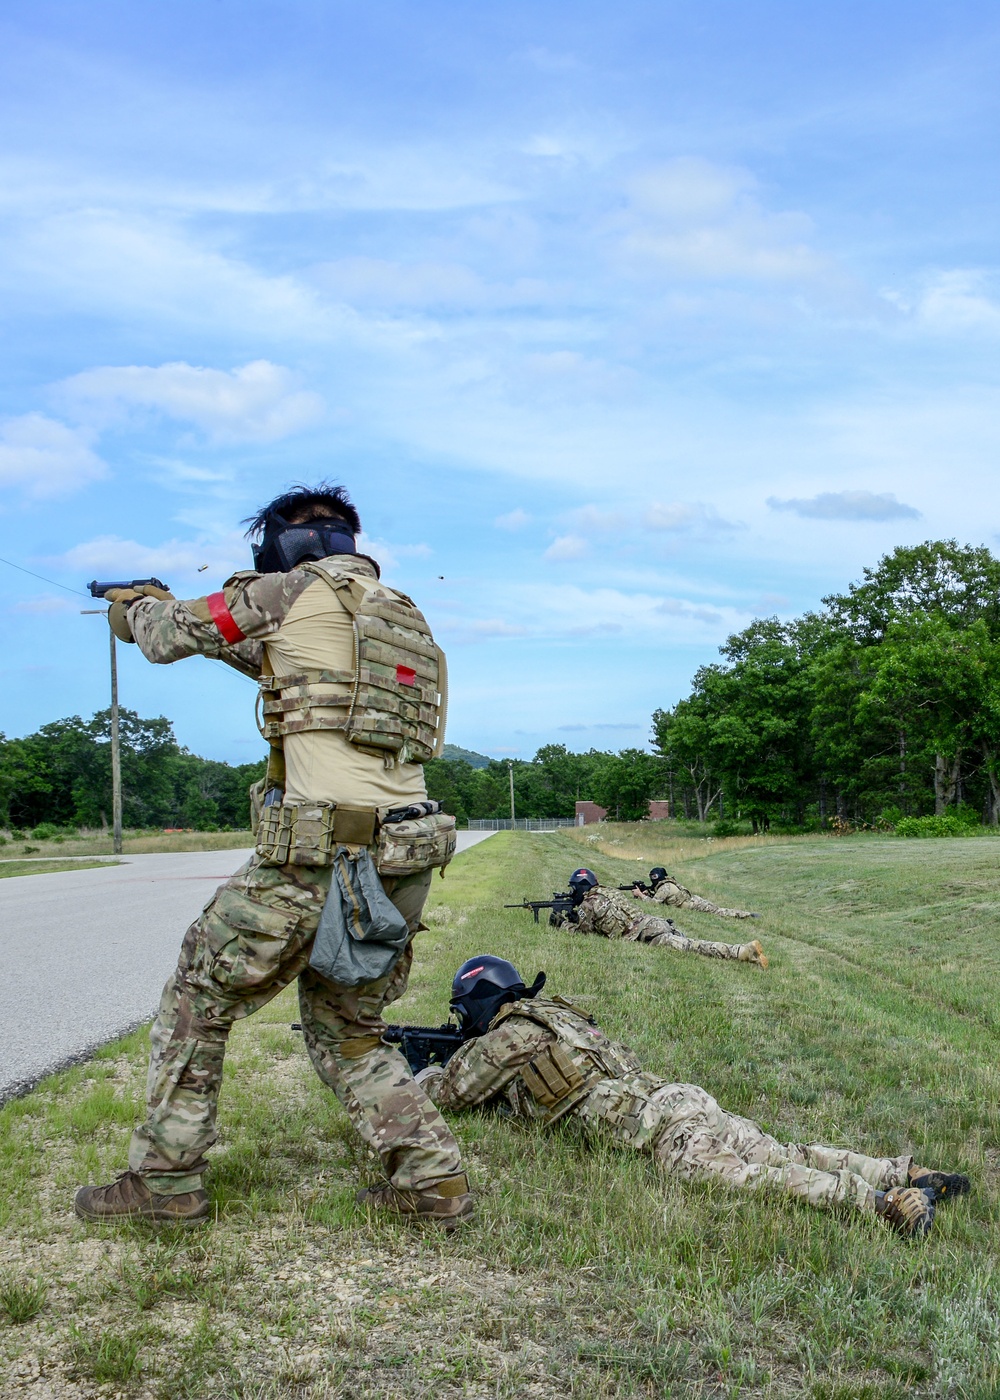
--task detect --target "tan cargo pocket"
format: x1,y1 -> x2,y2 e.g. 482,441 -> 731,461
374,811 -> 457,877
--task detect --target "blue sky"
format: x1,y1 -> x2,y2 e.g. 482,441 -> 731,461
2,1 -> 999,763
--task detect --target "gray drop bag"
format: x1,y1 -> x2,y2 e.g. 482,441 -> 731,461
309,846 -> 410,988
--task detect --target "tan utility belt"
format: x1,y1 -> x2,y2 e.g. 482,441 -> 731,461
255,796 -> 456,875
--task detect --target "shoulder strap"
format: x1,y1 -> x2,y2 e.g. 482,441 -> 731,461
299,561 -> 370,615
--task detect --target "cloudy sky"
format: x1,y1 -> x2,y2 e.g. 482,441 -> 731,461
2,1 -> 999,762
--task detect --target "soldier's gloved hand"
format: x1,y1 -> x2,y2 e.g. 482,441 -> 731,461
105,585 -> 174,643
413,1065 -> 445,1102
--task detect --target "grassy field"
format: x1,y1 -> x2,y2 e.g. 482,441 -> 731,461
0,830 -> 255,860
0,860 -> 117,880
1,828 -> 999,1399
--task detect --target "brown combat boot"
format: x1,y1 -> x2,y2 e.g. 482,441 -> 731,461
356,1173 -> 473,1229
874,1186 -> 935,1237
75,1171 -> 210,1226
908,1165 -> 971,1201
738,939 -> 769,969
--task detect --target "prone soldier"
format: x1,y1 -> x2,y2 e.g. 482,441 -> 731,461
552,869 -> 768,969
632,866 -> 757,919
74,483 -> 472,1228
419,957 -> 970,1237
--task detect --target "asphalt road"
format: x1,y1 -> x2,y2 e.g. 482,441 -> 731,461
0,831 -> 495,1104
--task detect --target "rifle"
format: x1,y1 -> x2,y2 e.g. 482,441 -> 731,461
290,1020 -> 467,1075
619,881 -> 653,895
381,1023 -> 467,1074
505,892 -> 576,925
88,578 -> 169,599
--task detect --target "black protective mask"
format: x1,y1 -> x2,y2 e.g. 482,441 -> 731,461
252,512 -> 358,574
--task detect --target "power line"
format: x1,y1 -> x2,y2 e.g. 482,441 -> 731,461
0,549 -> 252,686
0,553 -> 89,597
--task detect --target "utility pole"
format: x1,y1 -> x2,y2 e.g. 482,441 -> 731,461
82,609 -> 123,854
507,759 -> 516,826
109,627 -> 123,854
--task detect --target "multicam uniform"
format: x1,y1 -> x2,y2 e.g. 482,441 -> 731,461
123,554 -> 464,1199
641,877 -> 754,919
557,887 -> 760,964
430,997 -> 910,1213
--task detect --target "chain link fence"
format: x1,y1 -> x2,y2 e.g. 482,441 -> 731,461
465,817 -> 582,831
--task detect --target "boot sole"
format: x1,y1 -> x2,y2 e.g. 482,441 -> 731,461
74,1202 -> 210,1227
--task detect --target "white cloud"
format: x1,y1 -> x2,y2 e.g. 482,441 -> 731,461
767,491 -> 921,522
437,617 -> 527,643
906,270 -> 1000,333
358,535 -> 433,572
644,501 -> 739,533
544,534 -> 589,561
655,597 -> 723,624
312,257 -> 550,311
50,533 -> 247,585
622,158 -> 832,285
565,504 -> 629,533
0,414 -> 107,499
494,508 -> 532,531
503,581 -> 741,640
58,361 -> 324,443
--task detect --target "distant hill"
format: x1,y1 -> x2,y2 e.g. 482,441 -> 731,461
440,743 -> 493,769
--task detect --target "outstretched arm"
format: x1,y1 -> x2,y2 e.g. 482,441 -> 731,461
430,1018 -> 552,1111
127,570 -> 315,669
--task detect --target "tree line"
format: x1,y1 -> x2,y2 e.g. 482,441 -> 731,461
0,714 -> 664,833
0,710 -> 266,833
423,744 -> 664,824
654,540 -> 1000,830
7,539 -> 993,836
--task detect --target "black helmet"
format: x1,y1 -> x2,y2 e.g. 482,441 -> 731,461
450,956 -> 545,1036
649,867 -> 669,886
567,867 -> 599,904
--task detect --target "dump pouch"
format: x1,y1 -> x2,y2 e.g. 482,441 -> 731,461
375,809 -> 457,877
309,847 -> 411,988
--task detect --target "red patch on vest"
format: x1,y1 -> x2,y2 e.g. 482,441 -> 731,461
396,664 -> 417,686
206,592 -> 246,644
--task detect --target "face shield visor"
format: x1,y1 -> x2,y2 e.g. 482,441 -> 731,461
252,512 -> 358,573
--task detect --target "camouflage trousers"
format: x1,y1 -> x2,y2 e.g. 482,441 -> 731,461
619,914 -> 750,962
576,1074 -> 910,1212
682,895 -> 754,919
128,855 -> 464,1197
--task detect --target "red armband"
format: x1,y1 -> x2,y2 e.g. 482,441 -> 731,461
206,591 -> 246,644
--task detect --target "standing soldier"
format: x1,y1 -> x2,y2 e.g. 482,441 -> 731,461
420,957 -> 970,1237
635,866 -> 757,919
74,484 -> 472,1228
555,869 -> 768,969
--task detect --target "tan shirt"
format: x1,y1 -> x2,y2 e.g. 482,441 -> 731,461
264,571 -> 428,807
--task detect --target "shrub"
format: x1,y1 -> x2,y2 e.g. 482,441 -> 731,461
29,822 -> 60,841
894,809 -> 982,838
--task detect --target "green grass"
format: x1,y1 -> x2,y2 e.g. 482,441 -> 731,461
0,858 -> 119,878
1,829 -> 999,1396
0,828 -> 255,858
